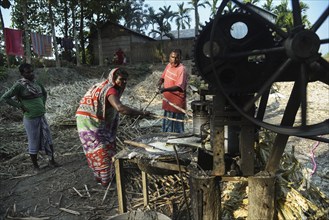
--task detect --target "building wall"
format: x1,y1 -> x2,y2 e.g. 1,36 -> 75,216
92,30 -> 155,64
91,24 -> 195,65
131,39 -> 195,64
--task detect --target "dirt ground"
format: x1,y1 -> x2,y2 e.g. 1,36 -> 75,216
0,61 -> 328,220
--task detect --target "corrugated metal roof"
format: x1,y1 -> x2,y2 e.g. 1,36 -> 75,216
90,21 -> 156,41
155,29 -> 195,40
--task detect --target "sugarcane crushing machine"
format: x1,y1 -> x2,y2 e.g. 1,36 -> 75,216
192,0 -> 329,176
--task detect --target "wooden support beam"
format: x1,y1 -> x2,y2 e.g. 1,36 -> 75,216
138,160 -> 188,173
266,81 -> 301,173
211,93 -> 229,176
114,158 -> 127,214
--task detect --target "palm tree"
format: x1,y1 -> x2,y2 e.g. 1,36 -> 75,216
146,7 -> 158,38
298,1 -> 311,28
149,12 -> 172,40
188,0 -> 210,36
175,3 -> 191,39
224,1 -> 237,14
120,0 -> 135,29
262,0 -> 275,12
120,0 -> 148,34
272,0 -> 310,30
209,0 -> 220,18
243,0 -> 260,5
153,5 -> 177,40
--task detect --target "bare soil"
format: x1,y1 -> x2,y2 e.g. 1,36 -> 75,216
0,62 -> 328,220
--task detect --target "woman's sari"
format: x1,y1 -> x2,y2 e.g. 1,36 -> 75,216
76,68 -> 121,186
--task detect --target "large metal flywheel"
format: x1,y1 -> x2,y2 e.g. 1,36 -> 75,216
194,0 -> 329,142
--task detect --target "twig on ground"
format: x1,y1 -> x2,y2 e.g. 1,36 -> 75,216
101,172 -> 115,204
84,185 -> 91,197
72,187 -> 84,197
6,216 -> 50,220
59,207 -> 80,215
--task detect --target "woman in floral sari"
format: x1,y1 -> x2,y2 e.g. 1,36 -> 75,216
76,67 -> 150,187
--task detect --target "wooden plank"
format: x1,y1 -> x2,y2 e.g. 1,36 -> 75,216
221,176 -> 248,182
146,160 -> 188,172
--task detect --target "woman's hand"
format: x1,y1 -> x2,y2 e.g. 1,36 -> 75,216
142,111 -> 151,116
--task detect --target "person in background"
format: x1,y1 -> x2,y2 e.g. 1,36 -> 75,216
157,49 -> 188,133
112,53 -> 118,64
76,67 -> 150,187
0,63 -> 60,172
115,48 -> 125,65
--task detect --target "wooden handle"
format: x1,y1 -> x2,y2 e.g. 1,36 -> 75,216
150,114 -> 192,123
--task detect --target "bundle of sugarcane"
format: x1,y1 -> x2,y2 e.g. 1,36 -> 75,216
123,167 -> 190,218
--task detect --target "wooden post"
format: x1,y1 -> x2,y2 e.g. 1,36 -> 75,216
114,158 -> 127,214
189,169 -> 221,220
248,175 -> 277,220
211,94 -> 226,176
142,171 -> 149,207
266,82 -> 300,173
239,123 -> 255,176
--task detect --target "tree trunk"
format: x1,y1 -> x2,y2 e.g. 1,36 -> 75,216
64,1 -> 68,37
48,1 -> 60,67
23,0 -> 31,64
194,2 -> 199,36
97,23 -> 103,66
71,2 -> 80,66
79,1 -> 86,64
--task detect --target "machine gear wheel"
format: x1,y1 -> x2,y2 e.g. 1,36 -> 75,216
193,0 -> 329,141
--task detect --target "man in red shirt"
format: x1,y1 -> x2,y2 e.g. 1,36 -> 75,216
157,49 -> 188,133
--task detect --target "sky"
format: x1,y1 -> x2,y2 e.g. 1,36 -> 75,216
1,0 -> 328,54
144,0 -> 329,55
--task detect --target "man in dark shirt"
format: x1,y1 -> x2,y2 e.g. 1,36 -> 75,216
1,63 -> 59,172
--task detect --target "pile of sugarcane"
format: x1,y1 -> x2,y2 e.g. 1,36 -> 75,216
257,130 -> 329,219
